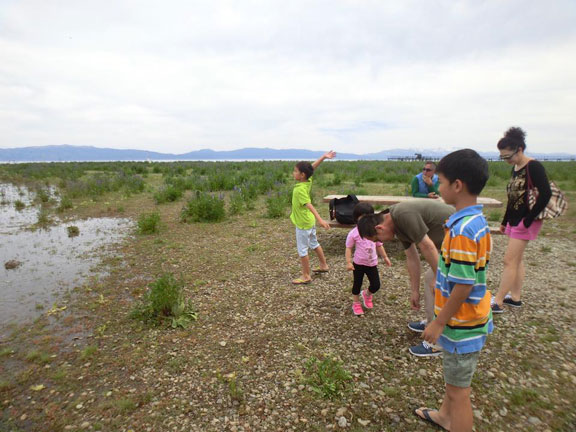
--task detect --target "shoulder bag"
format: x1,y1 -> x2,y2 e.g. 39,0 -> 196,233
525,162 -> 568,220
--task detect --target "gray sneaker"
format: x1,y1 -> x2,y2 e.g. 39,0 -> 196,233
407,320 -> 427,333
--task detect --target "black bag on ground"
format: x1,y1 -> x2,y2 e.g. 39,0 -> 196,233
329,194 -> 359,225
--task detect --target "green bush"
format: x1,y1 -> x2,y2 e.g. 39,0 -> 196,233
181,191 -> 226,223
36,207 -> 51,227
14,200 -> 25,211
154,185 -> 183,204
228,189 -> 245,216
57,195 -> 73,212
67,226 -> 80,237
130,273 -> 197,328
137,212 -> 161,234
265,189 -> 291,219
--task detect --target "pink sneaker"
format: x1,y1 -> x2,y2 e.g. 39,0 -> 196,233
352,302 -> 364,316
361,291 -> 373,309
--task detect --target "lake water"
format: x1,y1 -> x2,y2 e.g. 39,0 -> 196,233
0,184 -> 132,335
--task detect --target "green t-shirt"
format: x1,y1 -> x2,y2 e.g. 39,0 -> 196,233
389,200 -> 454,249
290,177 -> 315,229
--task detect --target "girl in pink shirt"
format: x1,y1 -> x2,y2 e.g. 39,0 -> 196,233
345,204 -> 391,316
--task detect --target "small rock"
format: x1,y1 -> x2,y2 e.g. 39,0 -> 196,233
4,260 -> 22,270
338,416 -> 347,428
528,416 -> 541,425
358,418 -> 370,426
418,368 -> 427,377
499,407 -> 508,417
473,409 -> 482,420
219,341 -> 226,347
336,407 -> 347,417
81,422 -> 90,429
486,371 -> 495,378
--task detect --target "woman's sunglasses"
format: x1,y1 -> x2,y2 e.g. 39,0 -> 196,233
499,149 -> 519,160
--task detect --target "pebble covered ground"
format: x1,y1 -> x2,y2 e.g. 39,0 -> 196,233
1,201 -> 575,432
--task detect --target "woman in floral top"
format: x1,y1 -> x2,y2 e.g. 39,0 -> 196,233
491,127 -> 551,313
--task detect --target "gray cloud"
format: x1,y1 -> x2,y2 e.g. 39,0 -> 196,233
1,0 -> 575,154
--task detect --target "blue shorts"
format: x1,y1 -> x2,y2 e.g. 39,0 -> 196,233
295,227 -> 319,257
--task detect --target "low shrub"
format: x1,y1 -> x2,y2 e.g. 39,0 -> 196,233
14,200 -> 25,211
265,188 -> 291,219
67,226 -> 80,237
228,189 -> 245,216
57,195 -> 73,212
181,191 -> 226,223
137,212 -> 161,234
153,185 -> 183,204
130,273 -> 197,328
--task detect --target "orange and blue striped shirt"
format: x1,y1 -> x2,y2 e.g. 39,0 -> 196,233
435,205 -> 493,354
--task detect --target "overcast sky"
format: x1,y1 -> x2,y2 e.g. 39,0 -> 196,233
1,0 -> 575,155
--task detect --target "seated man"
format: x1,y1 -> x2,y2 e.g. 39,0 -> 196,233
411,161 -> 439,198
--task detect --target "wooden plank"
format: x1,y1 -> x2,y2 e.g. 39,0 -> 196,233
323,195 -> 502,208
327,219 -> 503,234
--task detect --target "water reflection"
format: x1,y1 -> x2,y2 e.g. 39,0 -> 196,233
0,184 -> 133,332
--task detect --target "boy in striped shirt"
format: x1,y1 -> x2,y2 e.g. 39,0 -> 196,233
415,149 -> 492,432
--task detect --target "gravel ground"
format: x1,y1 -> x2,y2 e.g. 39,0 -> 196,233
1,203 -> 575,432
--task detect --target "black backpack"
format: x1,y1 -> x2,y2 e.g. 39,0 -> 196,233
329,194 -> 359,225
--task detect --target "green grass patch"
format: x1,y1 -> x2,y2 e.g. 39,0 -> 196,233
303,355 -> 352,400
80,345 -> 98,360
25,350 -> 52,364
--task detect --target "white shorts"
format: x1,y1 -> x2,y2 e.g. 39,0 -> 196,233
295,226 -> 319,257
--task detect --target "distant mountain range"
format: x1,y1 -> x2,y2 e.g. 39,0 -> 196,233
0,145 -> 574,162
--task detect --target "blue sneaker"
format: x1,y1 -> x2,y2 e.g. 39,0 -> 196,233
407,320 -> 427,333
491,303 -> 504,314
503,297 -> 522,308
409,341 -> 442,357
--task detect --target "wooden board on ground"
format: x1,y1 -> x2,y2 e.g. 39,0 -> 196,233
323,195 -> 502,208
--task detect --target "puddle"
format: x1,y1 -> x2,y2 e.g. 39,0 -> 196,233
0,184 -> 133,336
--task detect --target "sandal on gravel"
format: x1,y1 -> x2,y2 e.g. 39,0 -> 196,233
292,278 -> 312,285
414,408 -> 448,431
312,268 -> 329,273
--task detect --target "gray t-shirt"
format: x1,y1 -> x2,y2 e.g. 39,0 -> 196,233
389,200 -> 454,250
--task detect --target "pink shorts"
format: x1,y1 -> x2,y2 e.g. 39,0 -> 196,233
505,219 -> 543,241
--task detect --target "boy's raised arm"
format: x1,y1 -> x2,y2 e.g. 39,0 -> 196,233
311,150 -> 336,169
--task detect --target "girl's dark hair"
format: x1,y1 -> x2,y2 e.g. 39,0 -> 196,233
353,202 -> 374,223
497,126 -> 526,151
356,212 -> 385,238
295,161 -> 314,179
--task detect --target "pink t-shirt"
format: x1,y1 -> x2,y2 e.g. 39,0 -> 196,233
345,227 -> 383,267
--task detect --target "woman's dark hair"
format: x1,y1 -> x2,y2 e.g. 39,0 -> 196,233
295,161 -> 314,179
497,126 -> 526,151
353,202 -> 374,223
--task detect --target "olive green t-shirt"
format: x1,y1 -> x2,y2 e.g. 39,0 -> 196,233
389,200 -> 454,250
290,177 -> 315,229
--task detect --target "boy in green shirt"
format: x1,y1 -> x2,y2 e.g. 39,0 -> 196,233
290,150 -> 336,284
